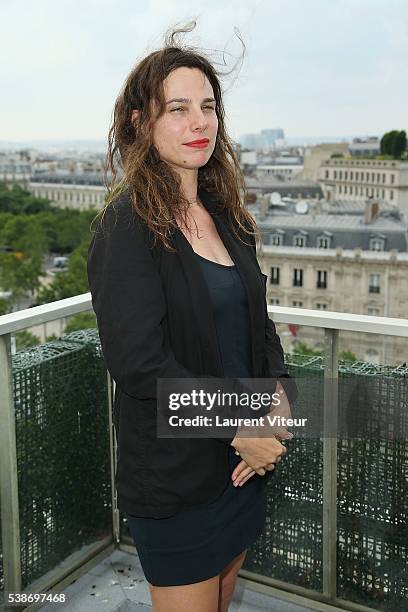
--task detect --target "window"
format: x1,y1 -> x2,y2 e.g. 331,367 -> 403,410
292,300 -> 303,308
317,236 -> 331,248
370,236 -> 385,252
325,170 -> 329,179
293,269 -> 303,287
270,298 -> 280,305
369,273 -> 380,293
317,270 -> 327,289
316,303 -> 328,310
270,267 -> 280,285
367,307 -> 380,316
391,174 -> 395,184
390,190 -> 394,200
271,233 -> 283,246
350,171 -> 354,180
293,234 -> 306,247
382,173 -> 386,183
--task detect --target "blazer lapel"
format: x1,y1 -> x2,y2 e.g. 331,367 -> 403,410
170,188 -> 265,378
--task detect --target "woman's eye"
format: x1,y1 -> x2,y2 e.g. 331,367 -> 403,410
170,106 -> 216,113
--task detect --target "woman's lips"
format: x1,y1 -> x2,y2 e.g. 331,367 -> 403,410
183,141 -> 209,149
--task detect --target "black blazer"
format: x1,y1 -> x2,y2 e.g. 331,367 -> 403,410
87,188 -> 297,518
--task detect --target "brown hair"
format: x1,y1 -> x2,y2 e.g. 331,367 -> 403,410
102,20 -> 260,252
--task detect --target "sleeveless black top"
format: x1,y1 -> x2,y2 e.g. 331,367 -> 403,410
194,251 -> 253,378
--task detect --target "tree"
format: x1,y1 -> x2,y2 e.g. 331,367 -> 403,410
64,312 -> 97,334
0,252 -> 42,303
14,330 -> 40,351
380,130 -> 407,159
36,238 -> 90,304
0,182 -> 51,214
0,215 -> 49,256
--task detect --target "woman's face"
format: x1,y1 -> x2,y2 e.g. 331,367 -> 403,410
150,67 -> 219,173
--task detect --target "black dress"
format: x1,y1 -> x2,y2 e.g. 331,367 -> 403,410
125,252 -> 270,586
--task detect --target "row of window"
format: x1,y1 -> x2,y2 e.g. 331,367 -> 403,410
325,169 -> 396,183
269,267 -> 381,292
337,185 -> 394,200
270,234 -> 386,251
33,190 -> 104,205
271,234 -> 331,248
268,298 -> 381,316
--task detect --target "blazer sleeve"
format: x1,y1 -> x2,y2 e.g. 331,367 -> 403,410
87,196 -> 242,446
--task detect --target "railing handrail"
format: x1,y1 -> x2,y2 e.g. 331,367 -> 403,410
0,292 -> 407,337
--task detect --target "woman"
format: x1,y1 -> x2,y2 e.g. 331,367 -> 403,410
87,23 -> 297,612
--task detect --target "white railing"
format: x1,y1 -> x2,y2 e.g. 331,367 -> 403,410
0,294 -> 407,611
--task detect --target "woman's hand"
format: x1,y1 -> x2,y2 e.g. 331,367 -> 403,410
231,454 -> 281,487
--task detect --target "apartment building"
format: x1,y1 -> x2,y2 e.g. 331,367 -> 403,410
253,200 -> 408,365
29,173 -> 106,209
319,159 -> 408,217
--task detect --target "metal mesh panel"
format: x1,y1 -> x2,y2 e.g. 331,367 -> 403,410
0,329 -> 112,592
244,355 -> 324,590
244,355 -> 408,611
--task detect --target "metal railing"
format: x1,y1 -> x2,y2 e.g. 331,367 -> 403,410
0,294 -> 407,611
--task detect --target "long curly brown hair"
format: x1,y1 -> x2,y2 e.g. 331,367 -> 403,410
102,20 -> 260,252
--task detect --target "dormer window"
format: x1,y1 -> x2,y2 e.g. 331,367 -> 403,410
369,235 -> 386,251
270,230 -> 285,246
317,232 -> 333,248
293,230 -> 308,247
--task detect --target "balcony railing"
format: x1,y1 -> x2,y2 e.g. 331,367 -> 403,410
0,295 -> 407,611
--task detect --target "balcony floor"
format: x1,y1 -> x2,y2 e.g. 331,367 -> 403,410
40,549 -> 316,612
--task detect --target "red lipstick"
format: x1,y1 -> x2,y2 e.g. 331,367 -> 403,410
183,138 -> 209,148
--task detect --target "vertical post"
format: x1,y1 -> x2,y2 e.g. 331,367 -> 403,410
0,333 -> 22,604
322,328 -> 339,600
107,372 -> 120,543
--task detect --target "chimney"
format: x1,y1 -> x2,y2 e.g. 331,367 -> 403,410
259,194 -> 270,220
364,199 -> 380,224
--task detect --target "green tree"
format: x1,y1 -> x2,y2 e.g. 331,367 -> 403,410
64,312 -> 96,334
0,182 -> 51,214
14,330 -> 40,351
293,341 -> 323,356
0,215 -> 49,256
36,238 -> 90,304
392,130 -> 407,159
380,130 -> 407,159
0,252 -> 42,303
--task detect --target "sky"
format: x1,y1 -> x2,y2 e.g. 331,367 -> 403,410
1,0 -> 407,144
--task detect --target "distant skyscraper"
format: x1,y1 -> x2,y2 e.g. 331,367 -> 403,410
239,128 -> 285,150
261,128 -> 285,148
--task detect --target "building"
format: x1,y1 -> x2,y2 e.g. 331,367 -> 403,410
29,173 -> 106,209
349,137 -> 381,157
319,158 -> 408,217
252,200 -> 408,364
301,142 -> 349,181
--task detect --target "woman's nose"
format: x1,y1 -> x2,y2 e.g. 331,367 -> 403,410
189,108 -> 208,130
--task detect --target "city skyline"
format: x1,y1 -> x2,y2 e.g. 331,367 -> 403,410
1,0 -> 407,142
